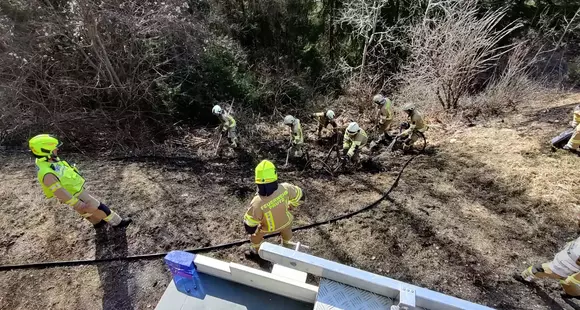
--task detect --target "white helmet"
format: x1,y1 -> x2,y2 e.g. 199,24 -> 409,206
212,105 -> 222,115
284,115 -> 295,125
402,103 -> 416,112
346,122 -> 360,134
325,110 -> 335,120
373,94 -> 386,105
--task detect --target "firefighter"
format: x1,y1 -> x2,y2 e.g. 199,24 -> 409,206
212,105 -> 238,148
373,94 -> 394,141
518,236 -> 580,297
243,160 -> 304,257
283,115 -> 304,158
311,110 -> 338,139
564,105 -> 580,152
399,104 -> 428,151
28,134 -> 132,228
343,122 -> 368,163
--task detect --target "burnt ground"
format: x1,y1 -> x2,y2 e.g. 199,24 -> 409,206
2,94 -> 580,309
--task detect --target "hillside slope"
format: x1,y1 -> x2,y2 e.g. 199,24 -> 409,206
1,93 -> 580,310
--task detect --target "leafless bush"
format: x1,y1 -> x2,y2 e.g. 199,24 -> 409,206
0,0 -> 208,148
467,43 -> 551,118
398,0 -> 522,111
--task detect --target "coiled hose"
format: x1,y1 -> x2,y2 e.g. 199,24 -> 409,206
0,155 -> 417,271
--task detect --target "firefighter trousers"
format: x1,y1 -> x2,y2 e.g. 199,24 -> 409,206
250,225 -> 293,252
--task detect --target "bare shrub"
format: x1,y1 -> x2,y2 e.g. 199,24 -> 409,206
0,0 -> 207,149
467,43 -> 552,118
397,0 -> 521,111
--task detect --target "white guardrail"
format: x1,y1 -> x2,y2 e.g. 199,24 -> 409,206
258,243 -> 494,310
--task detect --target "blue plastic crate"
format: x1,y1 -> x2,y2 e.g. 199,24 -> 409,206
164,251 -> 206,299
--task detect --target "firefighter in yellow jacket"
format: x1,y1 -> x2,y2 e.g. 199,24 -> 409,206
28,134 -> 132,228
212,105 -> 238,148
373,94 -> 394,141
284,115 -> 304,158
518,236 -> 580,297
311,110 -> 338,139
564,105 -> 580,152
399,104 -> 428,151
243,160 -> 304,257
343,122 -> 368,162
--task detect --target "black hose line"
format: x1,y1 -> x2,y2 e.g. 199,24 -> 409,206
0,155 -> 417,271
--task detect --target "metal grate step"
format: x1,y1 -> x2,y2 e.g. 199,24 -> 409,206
314,278 -> 394,310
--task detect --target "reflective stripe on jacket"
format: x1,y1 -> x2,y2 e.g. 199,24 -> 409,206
343,128 -> 368,152
313,112 -> 337,128
36,158 -> 86,198
220,114 -> 236,128
244,183 -> 303,232
292,120 -> 304,144
379,98 -> 393,121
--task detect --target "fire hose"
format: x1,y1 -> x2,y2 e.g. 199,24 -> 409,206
0,155 -> 417,271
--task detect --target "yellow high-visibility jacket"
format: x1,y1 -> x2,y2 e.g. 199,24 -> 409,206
291,120 -> 304,145
343,128 -> 368,157
572,105 -> 580,127
244,183 -> 303,233
378,98 -> 393,123
36,158 -> 85,198
219,113 -> 236,130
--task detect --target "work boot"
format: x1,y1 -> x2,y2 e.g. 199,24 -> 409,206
116,217 -> 132,228
93,220 -> 107,229
561,293 -> 580,300
244,249 -> 260,260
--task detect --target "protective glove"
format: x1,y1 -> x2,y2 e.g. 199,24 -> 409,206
347,149 -> 354,158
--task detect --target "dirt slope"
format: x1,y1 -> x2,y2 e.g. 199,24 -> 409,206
1,93 -> 580,310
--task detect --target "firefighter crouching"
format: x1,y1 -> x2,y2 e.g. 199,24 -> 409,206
212,105 -> 238,148
29,134 -> 132,229
399,104 -> 428,151
343,122 -> 368,163
312,110 -> 338,139
243,160 -> 304,258
284,115 -> 304,158
519,236 -> 580,297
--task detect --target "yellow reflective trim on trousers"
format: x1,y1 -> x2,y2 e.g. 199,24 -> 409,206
565,275 -> 580,285
244,213 -> 261,226
65,197 -> 79,206
251,241 -> 263,249
103,213 -> 115,222
48,183 -> 62,192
